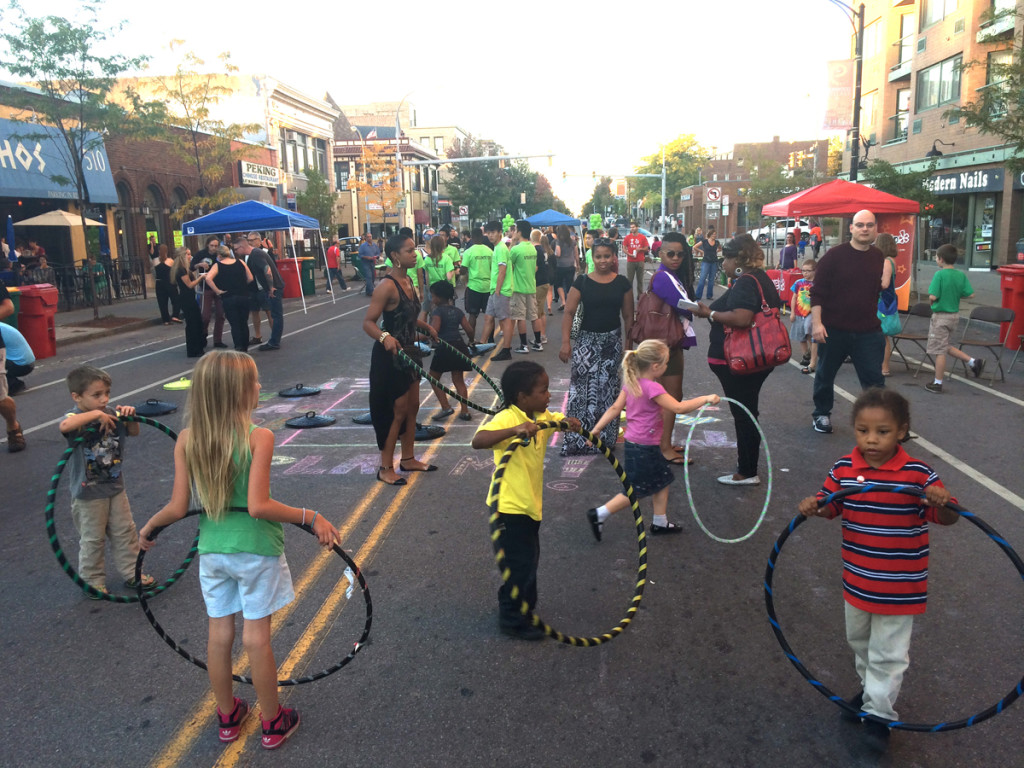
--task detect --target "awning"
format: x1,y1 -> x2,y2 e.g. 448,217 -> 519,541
181,199 -> 319,236
0,117 -> 118,204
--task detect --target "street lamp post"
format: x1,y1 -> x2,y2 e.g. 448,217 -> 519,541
829,1 -> 866,182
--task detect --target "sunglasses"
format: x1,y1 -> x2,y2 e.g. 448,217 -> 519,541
661,249 -> 685,258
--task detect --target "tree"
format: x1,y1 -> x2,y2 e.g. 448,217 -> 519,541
149,42 -> 262,221
0,2 -> 162,317
295,167 -> 336,238
346,141 -> 401,233
860,159 -> 938,208
582,176 -> 627,219
745,158 -> 813,219
944,8 -> 1023,169
445,135 -> 512,220
631,135 -> 710,213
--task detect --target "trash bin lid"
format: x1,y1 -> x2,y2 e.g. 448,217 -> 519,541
279,383 -> 321,397
163,377 -> 192,390
415,423 -> 446,441
134,398 -> 177,416
285,411 -> 336,429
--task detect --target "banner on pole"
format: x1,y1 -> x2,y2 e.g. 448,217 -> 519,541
824,60 -> 855,130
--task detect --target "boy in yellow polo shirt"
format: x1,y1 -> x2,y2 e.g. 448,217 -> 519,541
472,361 -> 581,640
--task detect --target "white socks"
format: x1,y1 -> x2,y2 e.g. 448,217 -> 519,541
653,514 -> 668,527
595,505 -> 610,522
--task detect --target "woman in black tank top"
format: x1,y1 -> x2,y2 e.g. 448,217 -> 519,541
205,244 -> 254,351
362,234 -> 440,486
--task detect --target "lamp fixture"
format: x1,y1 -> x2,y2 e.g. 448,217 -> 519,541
926,139 -> 955,158
140,204 -> 151,216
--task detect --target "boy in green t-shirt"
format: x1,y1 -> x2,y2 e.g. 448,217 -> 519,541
508,220 -> 543,352
925,244 -> 984,393
462,229 -> 493,342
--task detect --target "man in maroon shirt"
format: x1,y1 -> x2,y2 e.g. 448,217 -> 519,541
809,209 -> 885,434
622,221 -> 649,298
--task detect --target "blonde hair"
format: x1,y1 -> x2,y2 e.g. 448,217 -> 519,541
183,350 -> 259,521
532,228 -> 553,256
170,246 -> 190,284
429,235 -> 446,261
622,339 -> 669,397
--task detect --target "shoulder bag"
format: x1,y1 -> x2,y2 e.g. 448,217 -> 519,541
723,274 -> 792,375
877,257 -> 900,336
629,272 -> 685,348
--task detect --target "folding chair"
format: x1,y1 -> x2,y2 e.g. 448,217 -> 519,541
890,302 -> 934,377
956,306 -> 1015,385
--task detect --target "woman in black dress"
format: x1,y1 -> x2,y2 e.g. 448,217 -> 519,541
204,243 -> 254,351
153,244 -> 181,324
362,234 -> 439,486
171,247 -> 206,357
558,238 -> 634,455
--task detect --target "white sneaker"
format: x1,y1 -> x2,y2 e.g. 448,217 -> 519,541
513,345 -> 529,354
530,342 -> 543,351
717,475 -> 761,486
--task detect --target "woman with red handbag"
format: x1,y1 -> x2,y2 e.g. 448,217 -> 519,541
693,235 -> 783,486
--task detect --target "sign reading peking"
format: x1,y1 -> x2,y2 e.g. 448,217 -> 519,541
239,161 -> 280,188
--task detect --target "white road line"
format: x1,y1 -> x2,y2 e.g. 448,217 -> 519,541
3,301 -> 368,445
832,383 -> 1024,512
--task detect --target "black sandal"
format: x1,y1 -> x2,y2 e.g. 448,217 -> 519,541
376,466 -> 407,486
399,458 -> 438,472
650,521 -> 684,535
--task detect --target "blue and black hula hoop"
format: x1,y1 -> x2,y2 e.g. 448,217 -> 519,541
398,339 -> 503,415
486,420 -> 646,646
136,509 -> 372,685
45,414 -> 197,603
764,482 -> 1024,732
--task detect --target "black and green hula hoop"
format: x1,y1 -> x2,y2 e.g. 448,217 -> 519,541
136,509 -> 372,686
45,414 -> 197,603
398,339 -> 503,415
765,482 -> 1024,732
486,420 -> 647,646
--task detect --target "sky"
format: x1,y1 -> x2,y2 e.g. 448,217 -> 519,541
3,0 -> 855,212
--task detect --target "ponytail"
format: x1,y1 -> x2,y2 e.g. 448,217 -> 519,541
622,340 -> 670,397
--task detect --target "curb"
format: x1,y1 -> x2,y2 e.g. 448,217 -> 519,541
56,317 -> 163,348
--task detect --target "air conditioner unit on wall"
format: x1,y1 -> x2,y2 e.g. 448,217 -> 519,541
285,131 -> 298,143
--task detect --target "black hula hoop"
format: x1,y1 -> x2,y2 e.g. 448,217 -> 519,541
45,414 -> 198,603
765,482 -> 1024,732
487,420 -> 647,646
398,339 -> 503,415
136,509 -> 372,685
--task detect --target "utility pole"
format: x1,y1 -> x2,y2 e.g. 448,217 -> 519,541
829,1 -> 866,181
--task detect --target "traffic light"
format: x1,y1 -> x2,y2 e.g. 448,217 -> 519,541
562,171 -> 567,181
788,153 -> 795,169
592,171 -> 596,179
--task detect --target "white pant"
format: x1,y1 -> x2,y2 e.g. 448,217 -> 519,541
845,603 -> 914,721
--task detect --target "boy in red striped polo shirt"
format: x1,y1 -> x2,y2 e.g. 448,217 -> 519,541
799,388 -> 959,752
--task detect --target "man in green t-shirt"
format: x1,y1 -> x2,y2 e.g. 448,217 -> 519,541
508,220 -> 543,352
462,229 -> 493,342
443,228 -> 462,288
483,220 -> 514,361
925,243 -> 984,393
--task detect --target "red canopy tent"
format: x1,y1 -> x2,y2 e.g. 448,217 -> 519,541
761,178 -> 919,216
761,179 -> 920,310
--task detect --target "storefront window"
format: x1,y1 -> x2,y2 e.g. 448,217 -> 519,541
927,194 -> 968,252
927,192 -> 998,268
972,194 -> 996,268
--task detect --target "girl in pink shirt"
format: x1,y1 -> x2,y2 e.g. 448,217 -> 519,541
587,340 -> 719,540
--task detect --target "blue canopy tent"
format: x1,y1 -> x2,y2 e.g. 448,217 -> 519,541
182,200 -> 326,311
524,209 -> 582,227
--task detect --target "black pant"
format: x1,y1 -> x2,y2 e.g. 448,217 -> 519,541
221,293 -> 250,351
6,360 -> 33,392
155,281 -> 180,322
497,514 -> 540,626
179,292 -> 206,356
710,363 -> 772,479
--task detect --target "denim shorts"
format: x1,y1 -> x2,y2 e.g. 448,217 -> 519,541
624,441 -> 674,499
199,552 -> 294,620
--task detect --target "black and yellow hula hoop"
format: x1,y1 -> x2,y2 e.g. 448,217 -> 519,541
45,414 -> 197,603
136,509 -> 372,685
398,339 -> 503,415
486,420 -> 647,646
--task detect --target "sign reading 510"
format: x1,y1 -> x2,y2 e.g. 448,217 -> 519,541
81,148 -> 107,172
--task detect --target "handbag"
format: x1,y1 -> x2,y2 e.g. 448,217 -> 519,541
629,272 -> 686,347
877,257 -> 900,336
723,274 -> 792,375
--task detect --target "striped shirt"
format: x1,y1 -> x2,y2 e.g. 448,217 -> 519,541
817,446 -> 955,616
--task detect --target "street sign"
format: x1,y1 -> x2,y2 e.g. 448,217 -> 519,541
707,187 -> 722,202
459,205 -> 468,216
706,202 -> 721,210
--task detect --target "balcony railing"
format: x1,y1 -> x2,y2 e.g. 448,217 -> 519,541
975,79 -> 1009,117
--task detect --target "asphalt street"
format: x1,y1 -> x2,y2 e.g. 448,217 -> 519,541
3,272 -> 1024,768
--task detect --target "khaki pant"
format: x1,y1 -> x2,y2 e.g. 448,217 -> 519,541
845,603 -> 914,721
71,491 -> 140,589
626,260 -> 645,295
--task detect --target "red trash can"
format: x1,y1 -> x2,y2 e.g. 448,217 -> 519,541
781,268 -> 803,304
275,259 -> 301,299
17,283 -> 58,359
765,269 -> 788,301
996,264 -> 1024,350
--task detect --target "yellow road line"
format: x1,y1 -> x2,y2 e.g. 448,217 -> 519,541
152,360 -> 497,766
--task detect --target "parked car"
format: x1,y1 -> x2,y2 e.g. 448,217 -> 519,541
746,218 -> 812,247
336,236 -> 362,265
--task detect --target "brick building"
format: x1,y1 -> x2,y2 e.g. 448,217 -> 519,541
847,0 -> 1021,269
